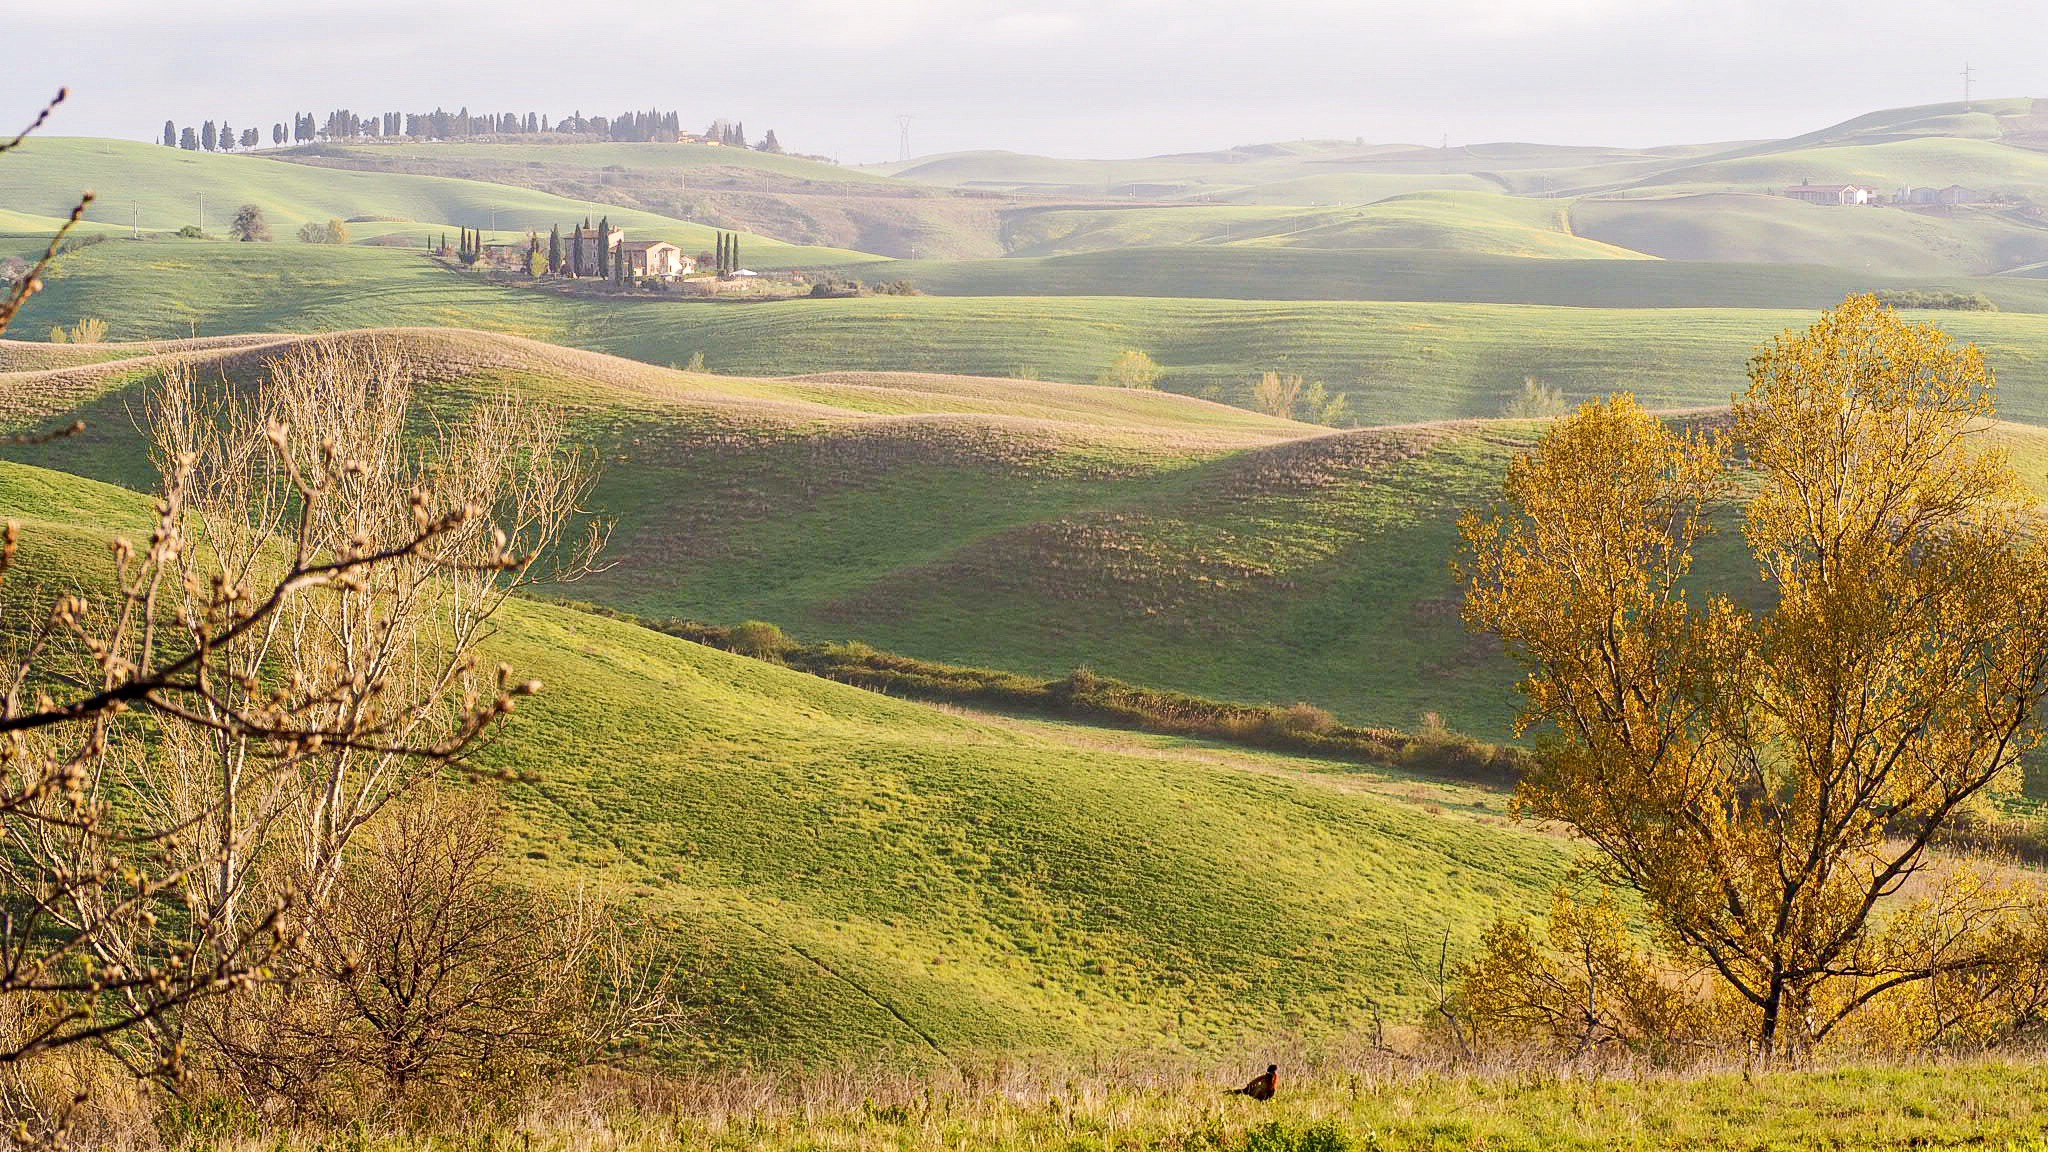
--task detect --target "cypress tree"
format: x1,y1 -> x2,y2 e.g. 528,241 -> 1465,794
162,120 -> 176,147
596,217 -> 610,278
732,234 -> 740,271
548,225 -> 561,274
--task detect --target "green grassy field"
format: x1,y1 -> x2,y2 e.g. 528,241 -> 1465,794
1572,193 -> 2048,275
1,137 -> 879,267
29,243 -> 2048,425
1627,135 -> 2048,197
851,246 -> 2048,309
1002,192 -> 1647,260
27,327 -> 2048,744
0,453 -> 1569,1065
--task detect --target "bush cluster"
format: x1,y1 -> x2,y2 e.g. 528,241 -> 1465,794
585,610 -> 1523,787
1873,289 -> 1998,311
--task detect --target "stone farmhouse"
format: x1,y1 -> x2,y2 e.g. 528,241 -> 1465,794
620,239 -> 693,278
1783,180 -> 1876,206
564,225 -> 696,279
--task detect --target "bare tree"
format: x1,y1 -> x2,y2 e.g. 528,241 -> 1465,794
3,343 -> 605,1078
193,787 -> 685,1115
0,94 -> 605,1089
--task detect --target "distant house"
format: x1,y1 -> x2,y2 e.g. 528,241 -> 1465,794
1784,180 -> 1876,205
567,223 -> 624,273
619,240 -> 694,279
1898,184 -> 1981,206
481,241 -> 528,265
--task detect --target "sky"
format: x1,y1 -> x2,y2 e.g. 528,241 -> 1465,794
3,0 -> 2042,162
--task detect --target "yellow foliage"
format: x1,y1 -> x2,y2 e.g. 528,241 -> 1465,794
1460,296 -> 2048,1061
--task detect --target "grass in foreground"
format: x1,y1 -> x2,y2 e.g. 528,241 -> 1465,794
155,1056 -> 2048,1151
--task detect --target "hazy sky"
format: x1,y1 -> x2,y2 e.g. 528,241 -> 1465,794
4,0 -> 2041,162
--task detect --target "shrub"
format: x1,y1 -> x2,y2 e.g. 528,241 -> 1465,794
69,316 -> 107,344
1500,375 -> 1569,419
1874,289 -> 1997,311
1252,372 -> 1304,418
297,218 -> 349,245
192,789 -> 687,1116
727,620 -> 794,661
1451,891 -> 1733,1063
1097,350 -> 1163,389
1267,701 -> 1336,738
228,203 -> 271,242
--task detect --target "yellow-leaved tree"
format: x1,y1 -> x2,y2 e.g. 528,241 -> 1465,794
1460,295 -> 2048,1063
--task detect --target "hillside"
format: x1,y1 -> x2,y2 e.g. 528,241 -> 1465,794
0,453 -> 1570,1063
1,136 -> 880,267
1572,193 -> 2048,275
280,140 -> 1014,260
1003,192 -> 1649,260
33,246 -> 2048,423
0,329 -> 1514,733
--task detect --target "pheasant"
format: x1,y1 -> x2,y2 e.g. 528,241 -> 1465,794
1227,1064 -> 1276,1101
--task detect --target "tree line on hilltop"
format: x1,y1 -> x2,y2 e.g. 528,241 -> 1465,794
160,107 -> 784,153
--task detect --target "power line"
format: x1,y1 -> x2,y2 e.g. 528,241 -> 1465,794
895,115 -> 913,163
1962,61 -> 1975,109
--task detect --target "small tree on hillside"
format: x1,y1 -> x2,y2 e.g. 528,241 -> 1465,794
1252,371 -> 1304,418
1459,296 -> 2048,1064
297,219 -> 347,244
1500,375 -> 1568,419
547,224 -> 561,274
161,119 -> 176,147
229,202 -> 271,242
1098,349 -> 1164,389
1301,380 -> 1351,426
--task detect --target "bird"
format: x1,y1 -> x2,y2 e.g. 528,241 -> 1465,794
1227,1064 -> 1277,1101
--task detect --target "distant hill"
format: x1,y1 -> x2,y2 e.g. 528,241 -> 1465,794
26,99 -> 2040,276
24,244 -> 2048,424
3,136 -> 883,266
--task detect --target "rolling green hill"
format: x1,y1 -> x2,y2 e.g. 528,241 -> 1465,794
281,140 -> 1014,260
1002,192 -> 1647,260
22,326 -> 2048,744
1624,135 -> 2048,197
1572,193 -> 2048,275
0,450 -> 1570,1064
1,137 -> 880,267
849,246 -> 2048,309
26,243 -> 2048,426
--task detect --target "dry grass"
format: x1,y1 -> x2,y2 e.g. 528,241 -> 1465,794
58,1047 -> 2048,1150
